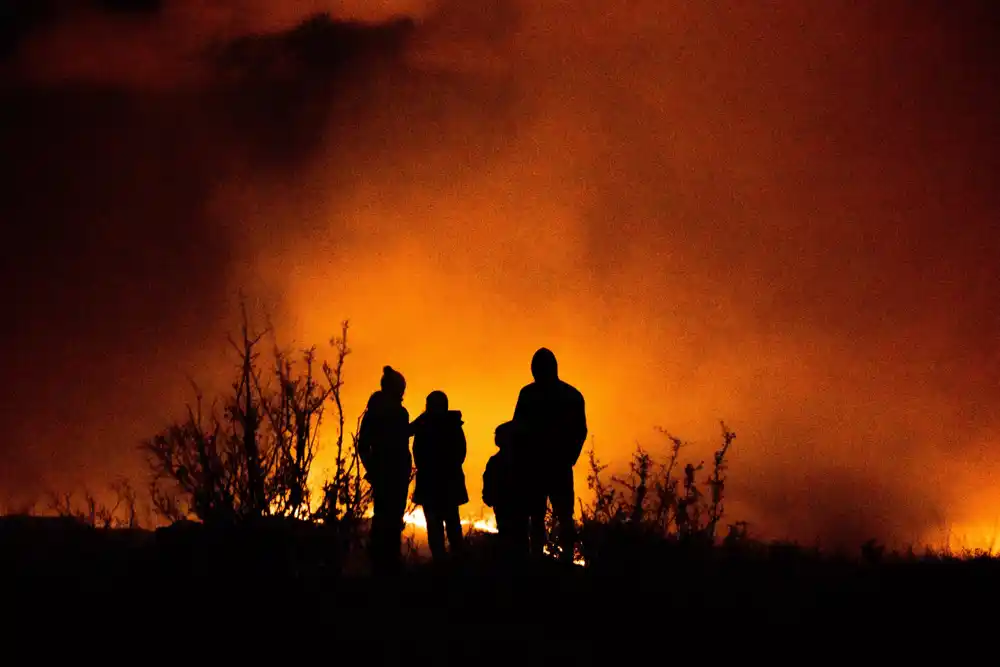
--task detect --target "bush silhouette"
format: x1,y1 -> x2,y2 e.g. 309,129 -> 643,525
135,303 -> 371,572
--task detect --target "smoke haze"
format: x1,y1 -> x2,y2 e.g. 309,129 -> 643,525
2,0 -> 998,548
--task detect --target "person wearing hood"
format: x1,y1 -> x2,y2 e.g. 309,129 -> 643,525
410,390 -> 469,563
358,365 -> 412,574
512,347 -> 588,563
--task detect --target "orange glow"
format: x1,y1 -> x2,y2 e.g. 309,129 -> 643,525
937,522 -> 999,555
394,508 -> 587,565
3,1 -> 999,554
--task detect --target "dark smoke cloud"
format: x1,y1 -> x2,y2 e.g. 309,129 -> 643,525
1,1 -> 999,549
0,1 -> 420,499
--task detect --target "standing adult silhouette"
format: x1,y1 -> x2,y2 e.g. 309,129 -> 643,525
512,347 -> 588,562
357,365 -> 412,574
411,390 -> 469,564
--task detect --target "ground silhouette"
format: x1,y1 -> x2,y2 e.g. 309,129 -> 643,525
1,512 -> 998,656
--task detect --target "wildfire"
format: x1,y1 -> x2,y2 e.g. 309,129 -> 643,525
400,507 -> 499,534
401,508 -> 586,566
931,519 -> 1000,555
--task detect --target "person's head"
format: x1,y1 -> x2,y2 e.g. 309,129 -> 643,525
380,365 -> 406,400
494,421 -> 515,449
425,390 -> 448,413
530,347 -> 558,382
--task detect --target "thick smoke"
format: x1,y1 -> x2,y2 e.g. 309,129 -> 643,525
2,1 -> 998,548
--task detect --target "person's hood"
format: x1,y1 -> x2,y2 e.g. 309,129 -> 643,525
494,420 -> 516,449
366,390 -> 385,410
366,390 -> 404,417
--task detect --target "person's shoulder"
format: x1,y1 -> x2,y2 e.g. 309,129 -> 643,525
517,382 -> 539,399
559,380 -> 584,400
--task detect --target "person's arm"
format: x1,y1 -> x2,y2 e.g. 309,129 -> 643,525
512,386 -> 528,423
400,407 -> 412,443
412,431 -> 427,470
482,458 -> 496,508
568,393 -> 588,466
356,408 -> 375,470
457,427 -> 468,465
512,387 -> 534,453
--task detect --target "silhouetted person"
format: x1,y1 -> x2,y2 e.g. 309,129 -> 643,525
358,365 -> 412,574
411,390 -> 469,564
513,347 -> 588,562
484,420 -> 529,559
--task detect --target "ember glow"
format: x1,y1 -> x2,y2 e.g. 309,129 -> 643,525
2,1 -> 999,552
393,508 -> 587,566
397,508 -> 498,536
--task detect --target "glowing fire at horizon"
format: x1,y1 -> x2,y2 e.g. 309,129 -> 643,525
398,506 -> 498,534
362,507 -> 587,566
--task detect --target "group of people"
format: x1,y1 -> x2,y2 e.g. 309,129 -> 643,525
357,347 -> 588,572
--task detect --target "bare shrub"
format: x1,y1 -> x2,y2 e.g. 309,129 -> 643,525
45,478 -> 143,529
313,322 -> 374,548
579,421 -> 740,561
265,344 -> 329,519
141,304 -> 370,547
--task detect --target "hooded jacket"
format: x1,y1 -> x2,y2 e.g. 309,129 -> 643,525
410,409 -> 469,508
358,389 -> 412,486
512,378 -> 588,469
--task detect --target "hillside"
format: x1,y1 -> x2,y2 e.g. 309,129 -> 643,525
2,513 -> 996,657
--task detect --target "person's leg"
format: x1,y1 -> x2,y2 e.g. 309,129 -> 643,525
515,508 -> 532,562
443,505 -> 464,556
424,506 -> 446,561
369,483 -> 387,572
388,480 -> 409,570
525,468 -> 550,558
371,478 -> 407,574
550,466 -> 576,563
521,468 -> 549,559
493,506 -> 506,561
492,507 -> 511,568
497,505 -> 524,559
527,490 -> 548,559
